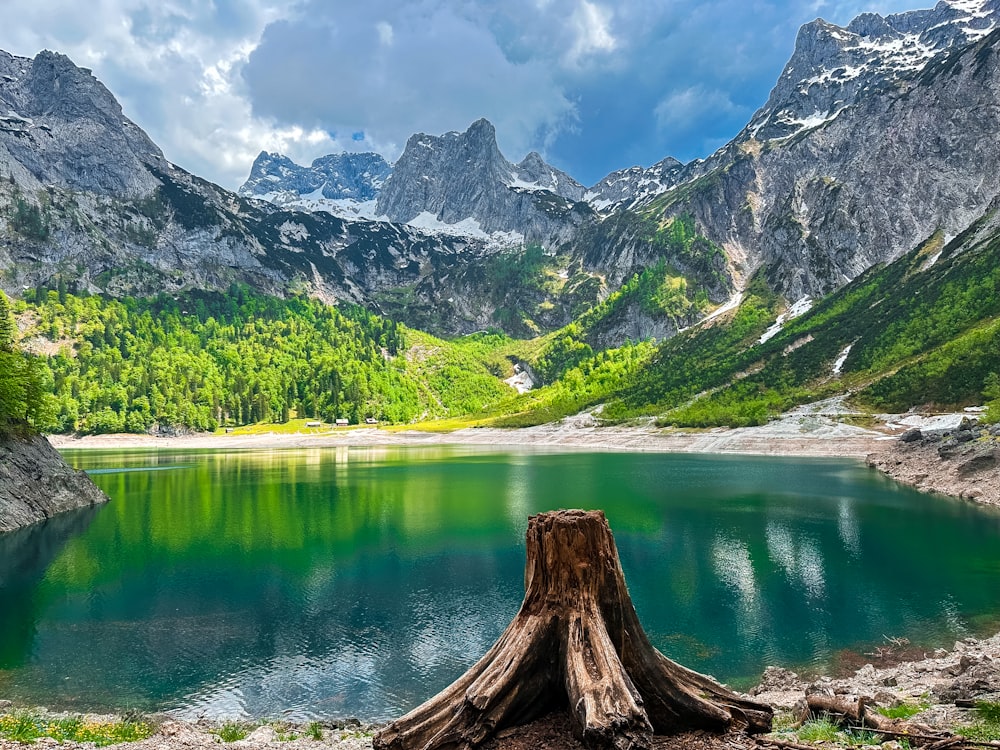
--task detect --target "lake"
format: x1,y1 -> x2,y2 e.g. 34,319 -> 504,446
1,446 -> 999,721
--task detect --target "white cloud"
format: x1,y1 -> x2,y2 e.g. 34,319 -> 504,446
241,1 -> 579,168
0,0 -> 937,189
654,85 -> 745,131
565,1 -> 617,67
376,21 -> 394,47
0,0 -> 344,188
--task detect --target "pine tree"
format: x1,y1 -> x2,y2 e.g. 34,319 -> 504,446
0,290 -> 16,352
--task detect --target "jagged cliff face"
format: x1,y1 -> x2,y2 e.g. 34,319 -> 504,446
238,151 -> 392,220
224,0 -> 1000,334
5,0 -> 1000,344
373,118 -> 588,247
240,119 -> 590,247
0,48 -> 522,330
0,432 -> 108,533
0,50 -> 167,196
689,29 -> 1000,299
744,0 -> 1000,142
604,0 -> 1000,301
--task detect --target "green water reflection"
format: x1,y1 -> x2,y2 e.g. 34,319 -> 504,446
1,447 -> 999,720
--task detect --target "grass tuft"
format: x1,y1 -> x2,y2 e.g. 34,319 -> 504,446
878,701 -> 928,720
797,716 -> 843,743
213,720 -> 250,742
961,701 -> 1000,742
0,709 -> 153,746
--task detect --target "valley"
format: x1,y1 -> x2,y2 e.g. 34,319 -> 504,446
2,1 -> 1000,748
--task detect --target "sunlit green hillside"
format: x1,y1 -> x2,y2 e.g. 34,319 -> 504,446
12,204 -> 1000,435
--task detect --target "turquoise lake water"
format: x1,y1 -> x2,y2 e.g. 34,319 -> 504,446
1,446 -> 999,720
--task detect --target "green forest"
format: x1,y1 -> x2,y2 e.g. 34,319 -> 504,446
10,285 -> 509,434
6,208 -> 1000,437
0,290 -> 50,436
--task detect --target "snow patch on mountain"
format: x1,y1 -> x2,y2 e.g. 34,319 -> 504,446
832,344 -> 853,375
744,0 -> 1000,143
759,297 -> 814,344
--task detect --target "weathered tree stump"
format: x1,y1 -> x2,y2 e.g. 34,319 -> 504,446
374,509 -> 772,750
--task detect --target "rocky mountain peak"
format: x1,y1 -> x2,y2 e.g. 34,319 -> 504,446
588,0 -> 1000,215
464,116 -> 498,142
373,118 -> 586,243
512,151 -> 586,201
743,0 -> 1000,142
26,50 -> 120,121
239,150 -> 391,204
0,48 -> 165,196
583,155 -> 685,212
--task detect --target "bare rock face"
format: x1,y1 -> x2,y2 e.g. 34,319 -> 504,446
744,0 -> 1000,143
586,1 -> 1000,304
0,432 -> 108,533
0,49 -> 167,196
7,3 -> 1000,345
376,118 -> 589,246
866,427 -> 1000,506
239,151 -> 392,202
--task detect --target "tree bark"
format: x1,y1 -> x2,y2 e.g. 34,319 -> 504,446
374,509 -> 773,750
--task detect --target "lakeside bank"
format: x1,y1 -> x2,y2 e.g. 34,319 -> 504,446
48,412 -> 886,458
49,406 -> 1000,509
4,630 -> 1000,750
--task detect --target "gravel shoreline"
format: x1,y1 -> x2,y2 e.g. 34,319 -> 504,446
47,409 -> 888,458
4,631 -> 1000,749
866,419 -> 1000,508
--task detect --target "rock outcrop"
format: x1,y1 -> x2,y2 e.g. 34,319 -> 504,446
866,420 -> 1000,506
586,1 -> 1000,302
239,151 -> 391,207
7,1 -> 1000,344
375,118 -> 589,245
0,432 -> 108,533
0,49 -> 167,196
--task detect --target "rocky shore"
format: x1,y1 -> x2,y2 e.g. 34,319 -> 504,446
0,432 -> 109,533
4,630 -> 1000,750
867,416 -> 1000,507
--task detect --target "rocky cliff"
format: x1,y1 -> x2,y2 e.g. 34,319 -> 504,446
0,432 -> 108,533
374,118 -> 588,246
0,47 -> 509,324
241,119 -> 590,247
6,0 -> 1000,344
238,151 -> 391,220
602,2 -> 1000,303
240,151 -> 391,203
0,49 -> 167,196
0,48 -> 606,336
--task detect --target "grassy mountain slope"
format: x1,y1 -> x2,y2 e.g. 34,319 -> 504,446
599,207 -> 1000,425
14,286 -> 512,434
13,200 -> 1000,436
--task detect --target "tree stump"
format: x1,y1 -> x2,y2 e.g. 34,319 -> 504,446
373,509 -> 772,750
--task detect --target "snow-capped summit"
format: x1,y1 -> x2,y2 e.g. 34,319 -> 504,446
509,151 -> 585,200
373,118 -> 587,245
744,0 -> 1000,142
239,151 -> 392,205
583,0 -> 1000,214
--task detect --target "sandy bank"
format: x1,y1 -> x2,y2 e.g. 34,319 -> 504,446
48,411 -> 888,459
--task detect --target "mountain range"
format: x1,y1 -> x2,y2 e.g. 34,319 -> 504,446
3,0 -> 1000,347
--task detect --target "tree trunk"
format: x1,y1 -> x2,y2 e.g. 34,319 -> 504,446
373,509 -> 773,750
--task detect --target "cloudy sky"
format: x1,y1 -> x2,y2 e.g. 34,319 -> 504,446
0,0 -> 925,189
